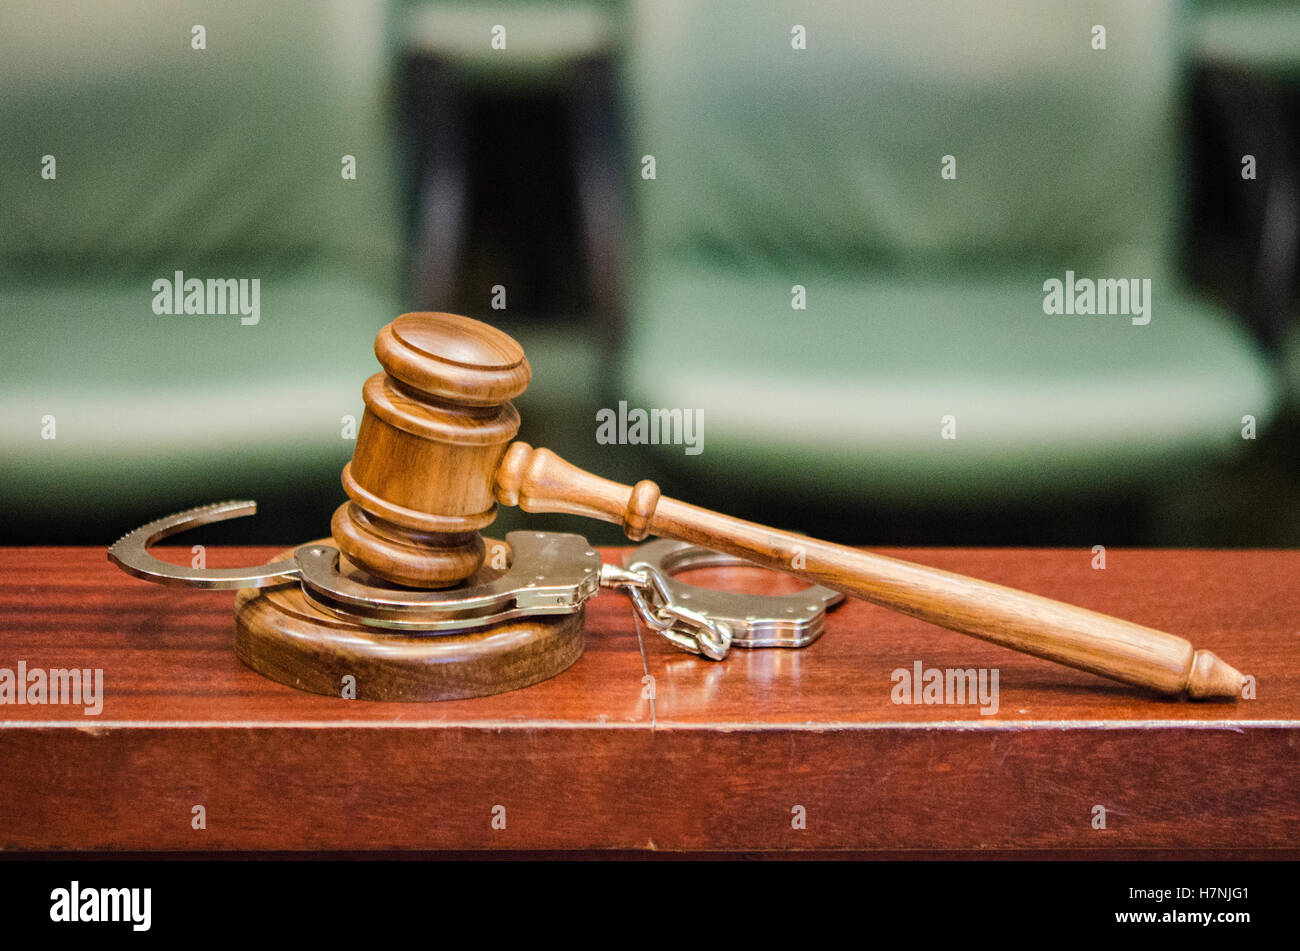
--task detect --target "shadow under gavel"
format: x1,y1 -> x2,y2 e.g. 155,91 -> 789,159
331,312 -> 1245,700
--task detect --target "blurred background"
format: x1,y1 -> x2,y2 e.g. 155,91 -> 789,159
2,0 -> 1298,550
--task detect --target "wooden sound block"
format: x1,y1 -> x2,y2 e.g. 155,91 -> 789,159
232,544 -> 584,701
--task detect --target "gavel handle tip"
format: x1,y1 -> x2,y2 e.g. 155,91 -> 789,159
1185,650 -> 1246,700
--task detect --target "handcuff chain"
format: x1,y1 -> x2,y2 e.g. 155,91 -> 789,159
599,562 -> 734,660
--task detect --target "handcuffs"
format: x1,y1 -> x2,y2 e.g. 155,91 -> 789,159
109,501 -> 843,660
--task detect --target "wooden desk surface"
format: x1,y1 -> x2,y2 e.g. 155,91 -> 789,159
1,545 -> 1296,852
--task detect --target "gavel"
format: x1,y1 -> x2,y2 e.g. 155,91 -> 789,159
331,312 -> 1245,699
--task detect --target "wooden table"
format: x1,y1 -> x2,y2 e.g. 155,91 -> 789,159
1,546 -> 1296,854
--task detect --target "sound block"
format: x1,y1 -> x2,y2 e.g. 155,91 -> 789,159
233,544 -> 585,701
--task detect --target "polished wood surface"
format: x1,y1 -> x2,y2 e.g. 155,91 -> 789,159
0,545 -> 1295,852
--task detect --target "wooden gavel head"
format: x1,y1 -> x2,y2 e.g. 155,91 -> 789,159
331,312 -> 530,588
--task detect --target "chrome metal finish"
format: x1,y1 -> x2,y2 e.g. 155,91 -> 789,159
108,501 -> 299,589
108,502 -> 837,654
600,561 -> 734,660
108,502 -> 601,635
297,532 -> 601,632
623,538 -> 843,649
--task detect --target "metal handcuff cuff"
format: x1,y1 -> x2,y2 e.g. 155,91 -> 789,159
109,501 -> 843,659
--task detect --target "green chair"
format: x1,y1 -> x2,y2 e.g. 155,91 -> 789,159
0,0 -> 406,539
618,0 -> 1280,509
1190,0 -> 1300,411
1193,0 -> 1300,78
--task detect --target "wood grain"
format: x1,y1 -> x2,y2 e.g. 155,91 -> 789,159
0,545 -> 1295,852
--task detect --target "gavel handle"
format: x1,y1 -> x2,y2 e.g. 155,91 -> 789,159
495,444 -> 1244,698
